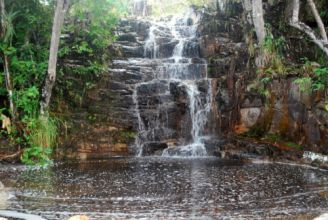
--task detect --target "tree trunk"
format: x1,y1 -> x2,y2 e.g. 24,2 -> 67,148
288,0 -> 328,58
0,0 -> 15,118
252,0 -> 266,45
3,56 -> 14,117
243,0 -> 253,24
307,0 -> 328,43
40,0 -> 69,115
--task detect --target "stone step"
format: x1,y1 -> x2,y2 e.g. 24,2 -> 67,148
116,32 -> 138,42
137,94 -> 175,108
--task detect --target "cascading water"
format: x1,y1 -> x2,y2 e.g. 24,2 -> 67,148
133,8 -> 213,157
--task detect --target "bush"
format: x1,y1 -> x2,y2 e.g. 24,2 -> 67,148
21,145 -> 53,166
21,116 -> 58,165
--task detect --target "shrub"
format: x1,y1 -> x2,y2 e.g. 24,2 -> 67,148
21,116 -> 58,165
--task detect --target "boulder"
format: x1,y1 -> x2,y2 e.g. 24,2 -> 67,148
240,107 -> 261,128
141,142 -> 168,156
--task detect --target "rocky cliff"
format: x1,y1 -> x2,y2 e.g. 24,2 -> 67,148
57,1 -> 328,159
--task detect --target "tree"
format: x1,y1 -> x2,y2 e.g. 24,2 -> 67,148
251,0 -> 266,45
243,0 -> 266,45
287,0 -> 328,58
243,0 -> 267,66
0,0 -> 15,119
40,0 -> 69,115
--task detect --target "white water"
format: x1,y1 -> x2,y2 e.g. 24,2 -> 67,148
134,8 -> 213,156
144,25 -> 159,58
303,151 -> 328,163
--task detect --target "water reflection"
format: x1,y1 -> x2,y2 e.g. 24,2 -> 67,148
0,158 -> 327,220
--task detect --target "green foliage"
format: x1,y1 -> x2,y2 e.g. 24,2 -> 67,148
285,142 -> 303,150
71,61 -> 103,76
261,28 -> 285,75
21,145 -> 53,166
264,134 -> 303,150
21,116 -> 58,166
313,67 -> 328,91
25,116 -> 58,149
293,65 -> 328,94
57,0 -> 129,98
14,86 -> 39,118
0,10 -> 18,44
120,131 -> 136,140
0,1 -> 53,165
264,133 -> 282,142
260,77 -> 272,84
325,101 -> 328,112
294,77 -> 313,93
148,0 -> 216,16
252,27 -> 286,96
0,0 -> 129,165
246,78 -> 270,99
149,0 -> 190,16
66,0 -> 128,54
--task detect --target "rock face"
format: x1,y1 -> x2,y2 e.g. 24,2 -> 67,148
251,80 -> 328,152
58,1 -> 328,158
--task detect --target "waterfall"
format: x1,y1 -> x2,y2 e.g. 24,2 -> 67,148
133,8 -> 213,157
132,0 -> 149,17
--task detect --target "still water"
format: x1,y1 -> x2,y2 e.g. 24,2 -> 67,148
0,157 -> 328,219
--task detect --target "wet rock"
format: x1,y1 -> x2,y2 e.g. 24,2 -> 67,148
203,139 -> 228,155
117,33 -> 138,43
304,113 -> 321,145
108,69 -> 143,84
138,95 -> 174,109
241,95 -> 263,108
158,63 -> 207,80
252,144 -> 273,156
137,81 -> 168,95
182,41 -> 200,57
169,81 -> 188,101
127,20 -> 150,39
142,142 -> 168,156
240,107 -> 261,128
121,45 -> 144,57
311,159 -> 323,168
56,5 -> 328,157
157,41 -> 179,58
199,35 -> 225,58
216,89 -> 234,112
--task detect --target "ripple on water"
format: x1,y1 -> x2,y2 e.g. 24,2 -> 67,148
0,157 -> 327,220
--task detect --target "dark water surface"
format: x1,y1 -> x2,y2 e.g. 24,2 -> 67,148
0,157 -> 328,220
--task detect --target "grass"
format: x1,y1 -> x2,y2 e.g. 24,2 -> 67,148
27,116 -> 58,149
285,142 -> 303,150
263,134 -> 303,150
21,115 -> 58,165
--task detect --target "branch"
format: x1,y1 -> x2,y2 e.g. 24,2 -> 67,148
307,0 -> 328,43
289,0 -> 328,58
0,150 -> 22,161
